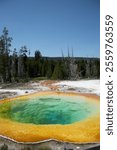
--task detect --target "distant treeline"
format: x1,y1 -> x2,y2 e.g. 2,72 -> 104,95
0,27 -> 100,83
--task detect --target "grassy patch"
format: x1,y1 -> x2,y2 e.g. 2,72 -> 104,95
31,77 -> 48,81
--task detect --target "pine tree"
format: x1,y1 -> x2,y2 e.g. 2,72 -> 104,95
46,61 -> 53,78
34,50 -> 42,76
18,46 -> 29,79
41,59 -> 48,77
11,48 -> 18,81
52,62 -> 64,80
0,27 -> 12,83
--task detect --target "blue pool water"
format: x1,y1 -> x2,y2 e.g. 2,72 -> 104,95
0,95 -> 99,125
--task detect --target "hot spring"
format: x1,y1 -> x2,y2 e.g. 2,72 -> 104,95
0,92 -> 100,143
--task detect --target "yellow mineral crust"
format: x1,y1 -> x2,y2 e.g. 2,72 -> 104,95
0,91 -> 100,143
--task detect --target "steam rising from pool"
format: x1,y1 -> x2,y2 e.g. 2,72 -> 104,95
0,95 -> 98,125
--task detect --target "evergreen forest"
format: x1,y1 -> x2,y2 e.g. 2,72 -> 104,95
0,27 -> 100,83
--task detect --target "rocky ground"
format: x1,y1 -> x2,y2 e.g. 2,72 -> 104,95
0,136 -> 100,150
0,79 -> 99,100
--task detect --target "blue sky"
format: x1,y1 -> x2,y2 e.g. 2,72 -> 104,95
0,0 -> 100,57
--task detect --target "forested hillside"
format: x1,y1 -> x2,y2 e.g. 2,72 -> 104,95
0,27 -> 100,83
